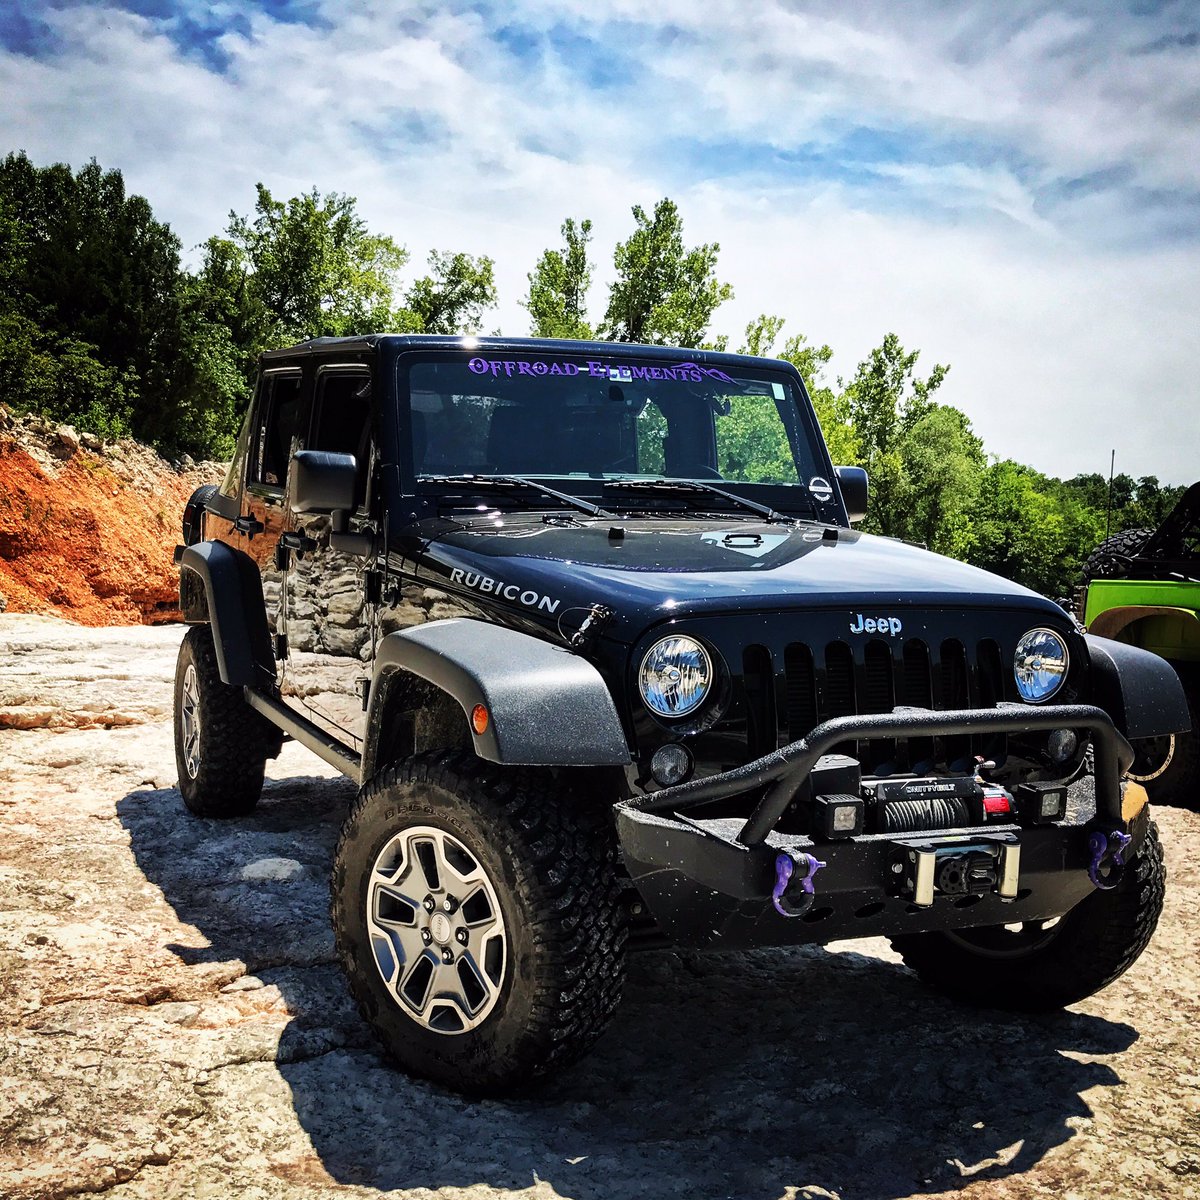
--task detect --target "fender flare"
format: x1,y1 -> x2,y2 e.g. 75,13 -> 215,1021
178,541 -> 276,689
1084,633 -> 1189,740
1087,604 -> 1198,642
364,618 -> 631,780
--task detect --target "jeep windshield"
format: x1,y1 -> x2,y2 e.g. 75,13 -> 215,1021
404,351 -> 833,517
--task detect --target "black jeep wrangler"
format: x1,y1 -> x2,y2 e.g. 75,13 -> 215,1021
175,335 -> 1187,1094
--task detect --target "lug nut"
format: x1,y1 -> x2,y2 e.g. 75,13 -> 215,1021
423,896 -> 436,912
455,928 -> 469,944
442,896 -> 458,913
421,929 -> 432,944
441,949 -> 455,964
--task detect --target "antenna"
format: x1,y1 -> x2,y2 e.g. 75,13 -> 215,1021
1104,449 -> 1116,540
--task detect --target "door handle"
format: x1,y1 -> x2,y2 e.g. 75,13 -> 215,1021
234,514 -> 265,536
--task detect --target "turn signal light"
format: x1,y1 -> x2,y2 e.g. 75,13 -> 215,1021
471,704 -> 489,735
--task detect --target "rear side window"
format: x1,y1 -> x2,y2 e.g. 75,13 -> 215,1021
310,370 -> 372,507
251,372 -> 303,488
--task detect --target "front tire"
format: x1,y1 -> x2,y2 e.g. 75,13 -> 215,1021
173,625 -> 271,818
332,751 -> 627,1094
890,820 -> 1166,1010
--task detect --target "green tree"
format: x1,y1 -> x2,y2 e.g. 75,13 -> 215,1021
896,405 -> 985,556
839,333 -> 949,536
227,184 -> 407,342
524,217 -> 593,339
962,460 -> 1103,596
400,249 -> 497,334
600,199 -> 732,346
0,152 -> 183,444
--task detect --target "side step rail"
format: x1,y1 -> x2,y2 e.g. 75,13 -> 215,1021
244,688 -> 361,782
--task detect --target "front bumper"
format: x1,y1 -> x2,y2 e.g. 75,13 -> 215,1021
615,703 -> 1146,949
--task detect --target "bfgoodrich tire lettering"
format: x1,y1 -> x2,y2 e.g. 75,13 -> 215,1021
332,751 -> 627,1094
173,624 -> 270,818
890,819 -> 1165,1010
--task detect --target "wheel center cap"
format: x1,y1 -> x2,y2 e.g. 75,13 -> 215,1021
429,913 -> 452,944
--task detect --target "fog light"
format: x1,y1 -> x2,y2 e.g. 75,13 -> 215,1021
1047,728 -> 1078,764
651,743 -> 692,786
813,793 -> 864,838
1017,782 -> 1068,824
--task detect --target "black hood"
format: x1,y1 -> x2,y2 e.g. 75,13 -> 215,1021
414,514 -> 1066,643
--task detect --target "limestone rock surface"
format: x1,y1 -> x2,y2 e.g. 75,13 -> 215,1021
1,613 -> 1198,1200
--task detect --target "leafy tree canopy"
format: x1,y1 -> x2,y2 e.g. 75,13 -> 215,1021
601,199 -> 733,347
226,184 -> 407,343
523,217 -> 593,340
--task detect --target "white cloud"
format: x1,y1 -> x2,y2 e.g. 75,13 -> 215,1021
0,0 -> 1197,483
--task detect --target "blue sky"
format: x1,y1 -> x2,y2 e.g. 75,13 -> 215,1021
2,0 -> 1198,482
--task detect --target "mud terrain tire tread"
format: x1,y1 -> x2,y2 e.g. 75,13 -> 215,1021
173,624 -> 270,818
889,820 -> 1165,1011
1082,526 -> 1153,582
332,750 -> 627,1095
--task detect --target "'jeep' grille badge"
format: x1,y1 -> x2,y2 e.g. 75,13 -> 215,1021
849,613 -> 903,636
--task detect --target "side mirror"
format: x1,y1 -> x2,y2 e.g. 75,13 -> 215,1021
835,466 -> 869,523
291,450 -> 357,514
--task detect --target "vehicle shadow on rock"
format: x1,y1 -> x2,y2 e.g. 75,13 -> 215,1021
119,774 -> 1137,1200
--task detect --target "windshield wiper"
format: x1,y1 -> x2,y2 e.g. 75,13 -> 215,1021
604,478 -> 794,524
422,474 -> 615,519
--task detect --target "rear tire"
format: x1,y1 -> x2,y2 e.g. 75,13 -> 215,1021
332,751 -> 627,1094
173,625 -> 271,818
890,820 -> 1165,1010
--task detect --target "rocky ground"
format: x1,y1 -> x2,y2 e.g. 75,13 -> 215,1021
1,613 -> 1198,1200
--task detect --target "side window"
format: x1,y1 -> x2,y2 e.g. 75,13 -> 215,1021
251,372 -> 303,488
310,371 -> 372,507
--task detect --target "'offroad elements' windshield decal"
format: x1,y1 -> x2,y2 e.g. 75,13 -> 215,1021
467,356 -> 734,384
449,568 -> 561,613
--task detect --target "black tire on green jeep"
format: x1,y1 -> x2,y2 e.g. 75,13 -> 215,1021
1142,677 -> 1199,810
1081,527 -> 1152,582
173,624 -> 272,818
332,751 -> 627,1095
889,820 -> 1166,1010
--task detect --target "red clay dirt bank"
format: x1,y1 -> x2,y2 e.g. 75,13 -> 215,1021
0,406 -> 222,626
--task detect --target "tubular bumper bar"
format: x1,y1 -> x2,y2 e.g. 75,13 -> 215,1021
628,703 -> 1133,844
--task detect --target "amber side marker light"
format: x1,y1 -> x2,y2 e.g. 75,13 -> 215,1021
471,704 -> 489,735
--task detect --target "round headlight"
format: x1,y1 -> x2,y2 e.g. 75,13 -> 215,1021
639,635 -> 713,718
1014,628 -> 1069,703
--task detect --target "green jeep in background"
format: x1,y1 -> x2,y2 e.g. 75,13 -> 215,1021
1080,482 -> 1200,808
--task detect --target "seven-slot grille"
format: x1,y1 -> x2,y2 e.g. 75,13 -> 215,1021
730,615 -> 1029,773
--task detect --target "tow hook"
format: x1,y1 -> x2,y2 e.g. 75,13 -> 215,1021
772,851 -> 826,918
1088,829 -> 1132,891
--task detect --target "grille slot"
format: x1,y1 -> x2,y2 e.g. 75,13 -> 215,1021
742,644 -> 776,760
903,640 -> 935,770
939,639 -> 973,768
824,641 -> 856,717
784,643 -> 818,743
862,639 -> 897,768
